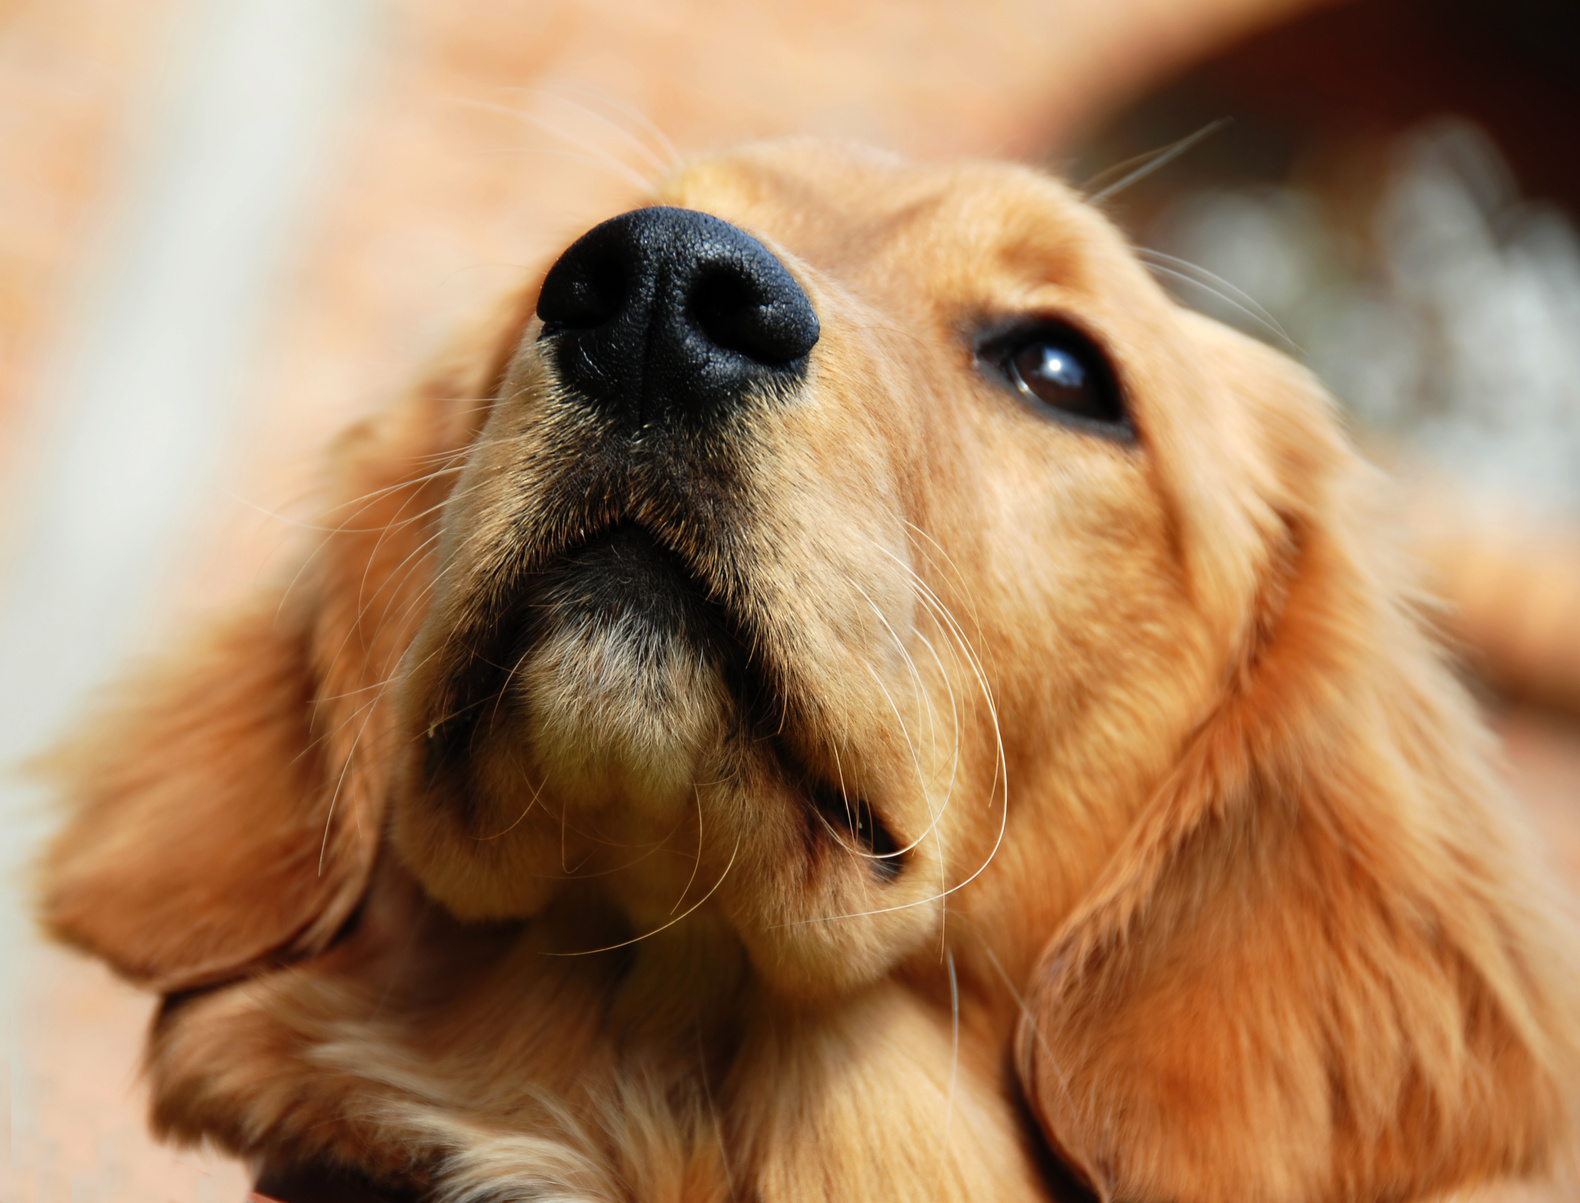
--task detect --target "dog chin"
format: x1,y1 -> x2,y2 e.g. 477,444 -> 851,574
517,620 -> 729,817
512,525 -> 734,818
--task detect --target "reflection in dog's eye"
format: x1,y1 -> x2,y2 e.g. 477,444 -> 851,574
988,324 -> 1128,434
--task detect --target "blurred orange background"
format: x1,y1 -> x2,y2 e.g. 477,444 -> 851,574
0,0 -> 1574,1196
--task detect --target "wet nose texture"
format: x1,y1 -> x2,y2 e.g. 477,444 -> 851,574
536,207 -> 820,427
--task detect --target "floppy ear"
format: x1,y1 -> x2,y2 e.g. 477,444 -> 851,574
38,592 -> 363,991
1018,331 -> 1579,1202
38,293 -> 528,993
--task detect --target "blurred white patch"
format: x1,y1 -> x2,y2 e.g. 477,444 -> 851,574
1156,186 -> 1327,317
1150,119 -> 1580,517
0,0 -> 375,1196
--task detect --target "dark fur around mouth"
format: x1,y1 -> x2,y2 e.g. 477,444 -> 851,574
419,515 -> 904,878
530,524 -> 736,668
421,521 -> 743,767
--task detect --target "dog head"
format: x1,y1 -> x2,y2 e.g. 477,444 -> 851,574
40,141 -> 1579,1201
392,142 -> 1243,999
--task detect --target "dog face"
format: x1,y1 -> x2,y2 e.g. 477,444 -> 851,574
395,143 -> 1239,998
40,141 -> 1580,1202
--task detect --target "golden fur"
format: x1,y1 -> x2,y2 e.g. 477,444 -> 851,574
39,141 -> 1580,1202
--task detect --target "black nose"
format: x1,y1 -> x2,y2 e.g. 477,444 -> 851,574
536,207 -> 819,425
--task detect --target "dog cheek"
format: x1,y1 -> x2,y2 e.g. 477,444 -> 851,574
388,750 -> 561,922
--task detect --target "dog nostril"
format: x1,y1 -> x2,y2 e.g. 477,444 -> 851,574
537,249 -> 627,335
536,207 -> 818,423
688,264 -> 819,366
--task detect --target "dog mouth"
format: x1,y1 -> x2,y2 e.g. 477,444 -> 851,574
418,516 -> 903,874
419,518 -> 733,775
527,522 -> 739,686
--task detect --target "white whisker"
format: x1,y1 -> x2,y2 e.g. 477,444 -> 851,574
453,96 -> 661,194
983,946 -> 1080,1120
780,520 -> 1008,927
467,772 -> 547,841
669,786 -> 706,917
544,832 -> 741,957
1084,118 -> 1230,204
939,947 -> 960,1197
498,86 -> 678,176
1138,253 -> 1299,353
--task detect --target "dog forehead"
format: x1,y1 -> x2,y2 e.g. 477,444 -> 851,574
655,140 -> 1124,302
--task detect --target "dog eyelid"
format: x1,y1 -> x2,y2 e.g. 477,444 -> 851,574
976,319 -> 1132,440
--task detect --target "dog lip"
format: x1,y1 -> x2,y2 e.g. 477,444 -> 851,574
520,517 -> 748,687
419,516 -> 746,771
805,772 -> 904,881
540,522 -> 717,616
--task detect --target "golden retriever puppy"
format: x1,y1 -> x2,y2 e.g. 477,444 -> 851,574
39,141 -> 1580,1202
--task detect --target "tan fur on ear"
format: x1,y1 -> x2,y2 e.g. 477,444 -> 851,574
1018,331 -> 1579,1202
38,595 -> 366,992
38,290 -> 524,993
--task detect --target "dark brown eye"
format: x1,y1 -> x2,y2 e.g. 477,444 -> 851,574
985,323 -> 1128,434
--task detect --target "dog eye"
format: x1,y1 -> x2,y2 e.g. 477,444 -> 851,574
984,324 -> 1128,433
